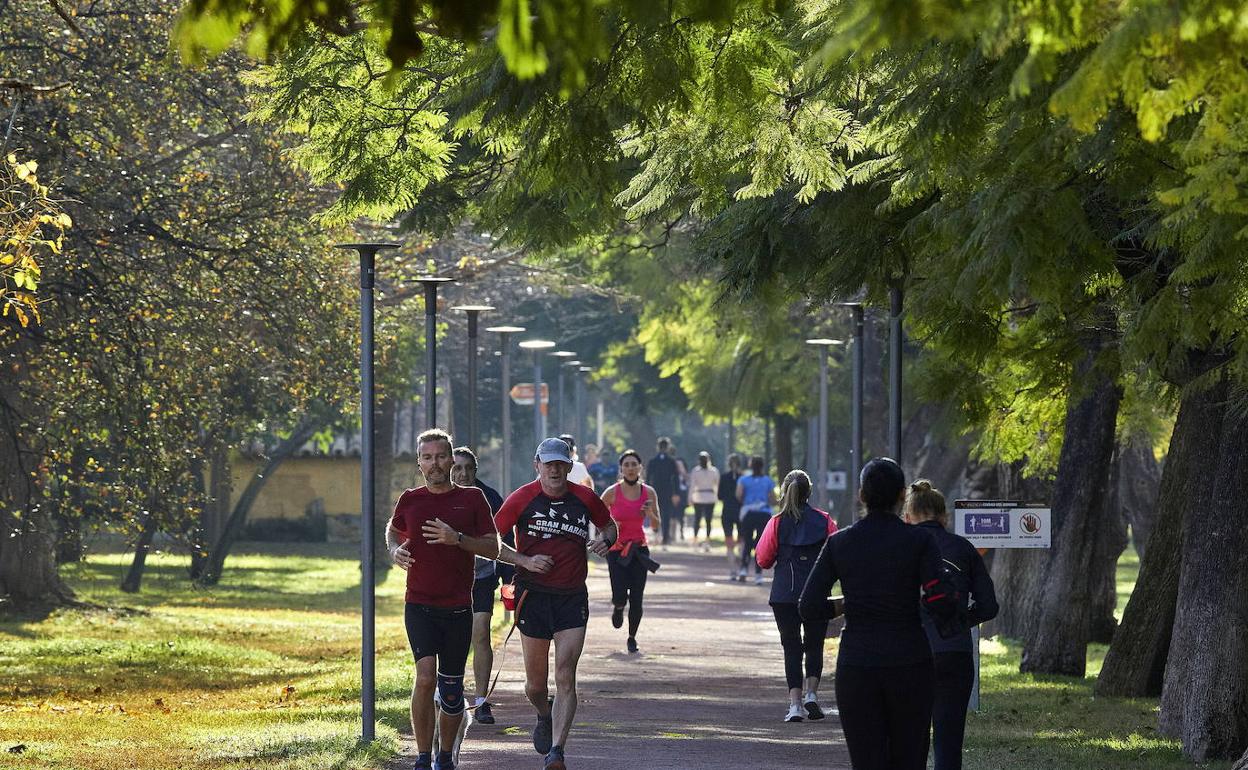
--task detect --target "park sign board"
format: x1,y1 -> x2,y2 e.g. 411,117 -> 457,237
954,500 -> 1052,549
509,382 -> 549,406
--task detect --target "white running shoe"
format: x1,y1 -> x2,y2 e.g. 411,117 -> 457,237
754,574 -> 765,586
803,693 -> 825,720
784,703 -> 805,723
736,567 -> 747,581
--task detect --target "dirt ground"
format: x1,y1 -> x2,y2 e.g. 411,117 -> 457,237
388,544 -> 851,769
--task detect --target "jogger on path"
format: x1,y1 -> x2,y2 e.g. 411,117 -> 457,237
494,438 -> 618,770
600,449 -> 661,653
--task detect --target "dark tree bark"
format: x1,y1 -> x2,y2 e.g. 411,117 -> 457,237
1096,384 -> 1219,697
774,413 -> 795,480
196,418 -> 320,586
0,368 -> 74,608
1087,449 -> 1129,644
1118,433 -> 1162,558
120,513 -> 156,593
1020,339 -> 1123,676
1160,377 -> 1248,761
1234,746 -> 1248,770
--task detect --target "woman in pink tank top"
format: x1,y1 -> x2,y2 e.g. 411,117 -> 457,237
600,449 -> 661,653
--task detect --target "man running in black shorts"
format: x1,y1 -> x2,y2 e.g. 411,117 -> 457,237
450,446 -> 505,725
495,438 -> 617,770
387,429 -> 500,770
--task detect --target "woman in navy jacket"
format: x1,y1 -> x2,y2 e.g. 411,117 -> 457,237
756,470 -> 838,722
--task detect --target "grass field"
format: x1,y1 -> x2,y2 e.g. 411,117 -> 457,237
0,541 -> 1229,769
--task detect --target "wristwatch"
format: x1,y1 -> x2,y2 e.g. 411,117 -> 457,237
456,531 -> 464,544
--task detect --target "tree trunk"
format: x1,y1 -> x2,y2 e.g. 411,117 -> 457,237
372,394 -> 397,585
1096,384 -> 1218,697
1233,745 -> 1248,770
0,366 -> 74,608
774,413 -> 795,480
120,514 -> 156,593
1160,376 -> 1248,761
196,418 -> 320,586
1020,340 -> 1123,676
1118,433 -> 1162,558
1087,448 -> 1129,644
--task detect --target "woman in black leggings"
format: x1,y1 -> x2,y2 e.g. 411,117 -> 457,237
601,450 -> 661,653
799,458 -> 957,770
905,480 -> 998,770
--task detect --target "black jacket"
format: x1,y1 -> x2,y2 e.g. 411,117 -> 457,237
914,520 -> 999,654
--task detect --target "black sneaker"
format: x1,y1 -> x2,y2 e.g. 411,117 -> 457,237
544,745 -> 567,770
626,637 -> 639,654
611,605 -> 624,629
433,751 -> 455,770
532,713 -> 553,754
414,756 -> 433,770
475,700 -> 495,724
803,697 -> 825,721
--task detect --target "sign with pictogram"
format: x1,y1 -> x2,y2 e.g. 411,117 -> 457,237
953,499 -> 1051,549
509,383 -> 549,407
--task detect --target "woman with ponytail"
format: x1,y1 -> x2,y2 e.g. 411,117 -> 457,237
755,469 -> 838,722
600,450 -> 661,654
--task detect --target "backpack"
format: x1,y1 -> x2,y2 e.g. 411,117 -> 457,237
923,558 -> 972,639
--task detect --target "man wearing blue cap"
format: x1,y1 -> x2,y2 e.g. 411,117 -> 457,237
495,437 -> 618,770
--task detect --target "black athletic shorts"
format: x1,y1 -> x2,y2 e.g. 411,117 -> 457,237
404,603 -> 473,673
721,508 -> 740,539
472,574 -> 498,615
515,586 -> 589,640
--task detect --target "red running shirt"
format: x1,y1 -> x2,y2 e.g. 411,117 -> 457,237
494,480 -> 613,593
608,485 -> 649,546
390,485 -> 498,607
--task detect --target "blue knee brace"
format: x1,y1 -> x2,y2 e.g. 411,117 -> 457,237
435,672 -> 466,715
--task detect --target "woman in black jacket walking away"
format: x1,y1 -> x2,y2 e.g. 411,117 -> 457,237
799,458 -> 957,770
905,480 -> 999,770
755,470 -> 838,722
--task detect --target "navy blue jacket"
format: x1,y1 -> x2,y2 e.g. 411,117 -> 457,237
756,503 -> 836,604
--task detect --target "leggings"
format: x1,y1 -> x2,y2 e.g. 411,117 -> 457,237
606,548 -> 649,637
771,603 -> 829,690
658,497 -> 677,544
739,511 -> 770,574
932,651 -> 974,770
692,503 -> 715,538
835,660 -> 935,770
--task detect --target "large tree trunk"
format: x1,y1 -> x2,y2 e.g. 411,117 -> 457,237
1020,340 -> 1123,676
1233,746 -> 1248,770
196,418 -> 320,586
1160,376 -> 1248,761
1096,384 -> 1216,697
120,513 -> 156,593
1087,449 -> 1129,644
774,413 -> 795,480
0,368 -> 74,608
1118,433 -> 1162,558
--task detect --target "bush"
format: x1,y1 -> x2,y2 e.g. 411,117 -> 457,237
242,513 -> 327,542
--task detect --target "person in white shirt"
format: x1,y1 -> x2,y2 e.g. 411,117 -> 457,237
689,451 -> 720,548
560,434 -> 595,488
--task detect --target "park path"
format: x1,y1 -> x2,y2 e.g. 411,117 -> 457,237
388,544 -> 851,770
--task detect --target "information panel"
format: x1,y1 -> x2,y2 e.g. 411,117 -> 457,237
953,499 -> 1051,549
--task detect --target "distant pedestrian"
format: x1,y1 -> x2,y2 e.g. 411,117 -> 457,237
904,480 -> 999,770
799,458 -> 959,770
494,437 -> 618,770
559,434 -> 595,489
755,470 -> 838,722
587,449 -> 618,495
674,453 -> 690,541
386,429 -> 500,770
736,455 -> 778,584
645,438 -> 681,545
718,454 -> 744,581
600,450 -> 662,653
689,451 -> 719,548
450,446 -> 505,726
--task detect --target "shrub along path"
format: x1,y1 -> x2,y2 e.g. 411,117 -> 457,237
390,546 -> 850,769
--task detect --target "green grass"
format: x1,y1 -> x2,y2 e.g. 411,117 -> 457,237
0,540 -> 1228,770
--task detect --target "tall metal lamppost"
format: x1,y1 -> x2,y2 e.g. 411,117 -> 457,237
888,287 -> 904,463
486,325 -> 525,493
451,304 -> 494,451
335,241 -> 400,744
575,365 -> 590,448
837,302 -> 865,527
805,338 -> 843,512
415,276 -> 454,428
519,339 -> 556,449
550,350 -> 577,432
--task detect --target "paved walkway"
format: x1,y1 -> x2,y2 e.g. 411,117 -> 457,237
390,545 -> 850,769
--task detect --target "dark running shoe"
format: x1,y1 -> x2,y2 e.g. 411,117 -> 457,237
544,746 -> 567,770
414,756 -> 432,770
611,605 -> 624,629
626,637 -> 639,654
803,696 -> 825,721
532,713 -> 553,754
475,700 -> 495,724
433,751 -> 455,770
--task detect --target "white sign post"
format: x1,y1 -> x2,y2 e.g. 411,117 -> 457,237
953,499 -> 1052,711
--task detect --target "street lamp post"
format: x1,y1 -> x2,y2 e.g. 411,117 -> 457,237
889,287 -> 904,463
486,325 -> 525,492
335,241 -> 400,744
416,276 -> 454,429
519,339 -> 556,449
551,350 -> 576,432
837,302 -> 865,528
452,305 -> 494,451
576,366 -> 591,449
805,338 -> 842,512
